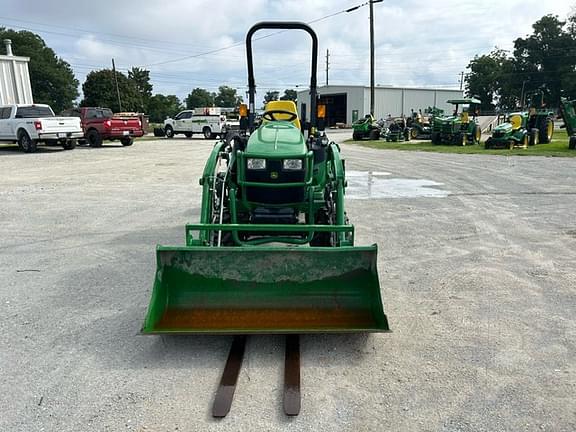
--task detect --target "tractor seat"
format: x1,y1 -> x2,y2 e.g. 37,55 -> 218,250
263,100 -> 301,130
509,114 -> 522,130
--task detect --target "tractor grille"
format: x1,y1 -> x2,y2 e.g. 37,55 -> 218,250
245,160 -> 306,204
493,130 -> 505,138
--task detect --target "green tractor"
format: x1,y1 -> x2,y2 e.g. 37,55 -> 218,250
430,98 -> 482,145
485,112 -> 533,149
141,22 -> 389,417
559,98 -> 576,149
383,117 -> 410,141
352,114 -> 381,140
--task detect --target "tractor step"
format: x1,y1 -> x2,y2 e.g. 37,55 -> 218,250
212,336 -> 246,418
284,335 -> 301,416
211,335 -> 302,417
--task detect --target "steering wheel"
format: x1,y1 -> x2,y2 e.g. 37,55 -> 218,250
262,109 -> 298,122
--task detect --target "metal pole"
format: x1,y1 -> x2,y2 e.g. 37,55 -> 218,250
112,58 -> 123,112
520,80 -> 527,109
459,71 -> 464,91
325,49 -> 329,87
369,0 -> 375,115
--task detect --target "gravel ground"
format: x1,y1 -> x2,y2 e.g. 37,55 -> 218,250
1,133 -> 575,432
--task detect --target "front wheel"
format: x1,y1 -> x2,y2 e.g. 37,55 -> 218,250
539,118 -> 553,144
410,128 -> 418,139
529,128 -> 539,146
369,128 -> 380,140
352,131 -> 362,140
86,129 -> 102,147
203,127 -> 212,139
121,136 -> 134,146
164,125 -> 174,139
18,131 -> 37,153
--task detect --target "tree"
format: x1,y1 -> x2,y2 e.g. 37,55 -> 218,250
280,89 -> 297,101
263,91 -> 279,105
186,88 -> 214,109
214,86 -> 242,107
147,94 -> 182,123
0,27 -> 78,112
81,69 -> 141,112
465,49 -> 514,111
513,15 -> 576,105
128,67 -> 153,112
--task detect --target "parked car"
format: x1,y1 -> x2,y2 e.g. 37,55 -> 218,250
0,104 -> 82,153
163,107 -> 239,139
60,107 -> 143,147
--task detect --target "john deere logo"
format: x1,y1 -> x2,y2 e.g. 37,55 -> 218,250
270,171 -> 279,179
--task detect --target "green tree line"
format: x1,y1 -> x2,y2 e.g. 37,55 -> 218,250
465,14 -> 576,111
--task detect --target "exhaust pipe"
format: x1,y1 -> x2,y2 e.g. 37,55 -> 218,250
3,39 -> 13,56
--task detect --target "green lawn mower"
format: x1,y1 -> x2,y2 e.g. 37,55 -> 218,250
485,112 -> 533,149
383,118 -> 410,141
141,21 -> 389,418
352,114 -> 381,140
431,98 -> 482,145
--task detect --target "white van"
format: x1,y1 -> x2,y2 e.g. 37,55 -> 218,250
163,107 -> 239,139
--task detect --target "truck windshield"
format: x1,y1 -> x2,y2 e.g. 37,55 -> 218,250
16,106 -> 54,118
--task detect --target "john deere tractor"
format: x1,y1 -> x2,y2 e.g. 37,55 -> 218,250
485,112 -> 533,149
559,98 -> 576,149
431,98 -> 482,145
352,114 -> 381,140
141,22 -> 388,418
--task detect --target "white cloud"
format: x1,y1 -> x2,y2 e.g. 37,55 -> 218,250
2,0 -> 574,101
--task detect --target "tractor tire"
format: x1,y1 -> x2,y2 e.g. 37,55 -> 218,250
508,140 -> 515,150
184,132 -> 193,138
431,132 -> 441,145
369,129 -> 380,140
539,118 -> 553,144
529,128 -> 539,146
310,209 -> 333,247
472,125 -> 481,144
121,136 -> 134,146
404,128 -> 411,141
164,125 -> 174,139
484,138 -> 492,149
352,131 -> 362,140
203,127 -> 212,139
18,130 -> 37,153
453,133 -> 465,146
410,128 -> 418,139
521,133 -> 529,148
153,127 -> 165,137
86,129 -> 103,147
62,139 -> 76,150
569,136 -> 576,150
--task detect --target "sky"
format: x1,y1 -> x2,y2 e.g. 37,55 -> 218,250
0,0 -> 574,102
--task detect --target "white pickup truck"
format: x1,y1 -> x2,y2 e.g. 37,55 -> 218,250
163,107 -> 239,139
0,104 -> 83,153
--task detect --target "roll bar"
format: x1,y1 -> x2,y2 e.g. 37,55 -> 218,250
246,21 -> 318,134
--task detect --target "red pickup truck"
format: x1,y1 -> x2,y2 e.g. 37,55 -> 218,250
60,107 -> 143,147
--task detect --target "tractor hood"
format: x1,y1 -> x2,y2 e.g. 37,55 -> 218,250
493,122 -> 513,134
435,115 -> 460,125
246,122 -> 307,157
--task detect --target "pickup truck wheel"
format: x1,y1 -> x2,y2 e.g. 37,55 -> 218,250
86,129 -> 103,147
203,127 -> 212,139
164,125 -> 174,139
62,139 -> 76,150
184,132 -> 193,138
121,136 -> 134,146
18,131 -> 37,153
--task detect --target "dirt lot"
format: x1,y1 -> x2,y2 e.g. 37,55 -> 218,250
1,133 -> 575,431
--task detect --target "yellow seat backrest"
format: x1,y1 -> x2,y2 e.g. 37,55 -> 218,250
264,100 -> 301,129
509,114 -> 522,130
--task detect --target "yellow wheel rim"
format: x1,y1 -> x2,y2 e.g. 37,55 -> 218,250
547,121 -> 553,140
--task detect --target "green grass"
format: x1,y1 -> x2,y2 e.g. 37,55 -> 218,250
347,136 -> 576,157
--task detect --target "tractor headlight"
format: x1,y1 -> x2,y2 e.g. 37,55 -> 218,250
247,158 -> 266,170
282,159 -> 303,170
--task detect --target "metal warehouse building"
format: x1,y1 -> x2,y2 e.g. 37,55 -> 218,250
296,85 -> 463,126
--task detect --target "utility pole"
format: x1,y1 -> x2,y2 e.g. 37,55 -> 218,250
346,0 -> 382,115
459,71 -> 464,91
325,49 -> 330,87
112,58 -> 123,112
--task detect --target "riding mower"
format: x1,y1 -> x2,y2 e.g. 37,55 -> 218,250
559,98 -> 576,149
406,111 -> 431,140
485,112 -> 533,149
383,117 -> 411,142
430,98 -> 482,145
352,114 -> 381,140
141,22 -> 389,417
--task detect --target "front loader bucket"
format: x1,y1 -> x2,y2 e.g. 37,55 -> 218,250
142,245 -> 389,334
